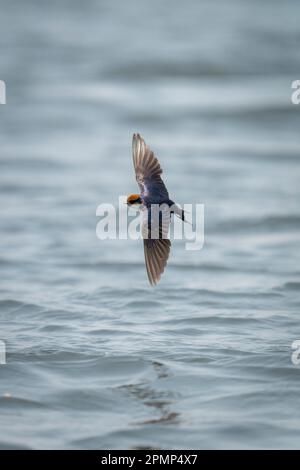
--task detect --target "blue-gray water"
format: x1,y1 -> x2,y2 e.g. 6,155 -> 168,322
1,0 -> 300,449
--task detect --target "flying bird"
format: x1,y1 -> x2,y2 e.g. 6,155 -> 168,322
127,133 -> 184,286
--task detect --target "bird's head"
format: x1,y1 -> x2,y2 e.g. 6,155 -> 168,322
127,194 -> 142,206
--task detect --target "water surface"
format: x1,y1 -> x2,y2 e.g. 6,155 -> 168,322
1,0 -> 300,449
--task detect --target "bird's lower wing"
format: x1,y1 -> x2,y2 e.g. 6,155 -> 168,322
141,204 -> 171,285
144,238 -> 171,286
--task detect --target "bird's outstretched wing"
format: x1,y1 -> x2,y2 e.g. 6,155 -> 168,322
141,204 -> 171,286
132,133 -> 169,200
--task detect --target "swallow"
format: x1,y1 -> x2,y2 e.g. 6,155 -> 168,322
127,133 -> 184,286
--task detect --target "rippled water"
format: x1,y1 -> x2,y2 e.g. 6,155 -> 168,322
1,0 -> 300,449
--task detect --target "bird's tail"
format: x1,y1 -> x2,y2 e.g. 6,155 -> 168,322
174,205 -> 194,226
174,205 -> 185,222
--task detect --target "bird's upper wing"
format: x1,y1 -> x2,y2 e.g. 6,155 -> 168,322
132,133 -> 169,200
141,204 -> 171,286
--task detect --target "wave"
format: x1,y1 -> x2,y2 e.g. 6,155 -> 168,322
0,441 -> 32,450
0,299 -> 43,315
215,214 -> 300,233
279,281 -> 300,292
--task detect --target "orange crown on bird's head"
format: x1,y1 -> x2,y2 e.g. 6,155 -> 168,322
127,194 -> 142,205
